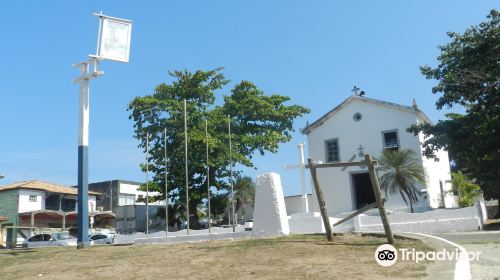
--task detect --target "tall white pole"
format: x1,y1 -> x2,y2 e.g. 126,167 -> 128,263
164,128 -> 169,235
145,133 -> 149,235
73,12 -> 130,249
76,62 -> 90,249
184,99 -> 190,235
228,115 -> 235,232
206,119 -> 211,234
298,143 -> 309,213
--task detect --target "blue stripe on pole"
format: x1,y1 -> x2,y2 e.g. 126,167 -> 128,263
77,145 -> 89,248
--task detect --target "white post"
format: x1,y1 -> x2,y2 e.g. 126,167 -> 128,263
298,143 -> 309,213
283,143 -> 309,214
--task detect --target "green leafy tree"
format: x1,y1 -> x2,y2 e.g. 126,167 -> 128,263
378,149 -> 427,213
407,10 -> 500,208
128,68 -> 309,228
233,175 -> 256,220
448,171 -> 481,207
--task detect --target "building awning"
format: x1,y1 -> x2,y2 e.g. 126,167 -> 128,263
19,210 -> 67,220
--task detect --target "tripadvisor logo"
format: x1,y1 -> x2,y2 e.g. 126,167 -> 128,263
375,244 -> 481,267
375,244 -> 398,267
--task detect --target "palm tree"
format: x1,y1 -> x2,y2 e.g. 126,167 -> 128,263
378,149 -> 426,213
233,175 -> 256,220
447,171 -> 481,207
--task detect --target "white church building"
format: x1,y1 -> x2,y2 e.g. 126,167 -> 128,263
302,94 -> 455,216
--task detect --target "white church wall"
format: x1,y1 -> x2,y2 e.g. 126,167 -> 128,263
307,98 -> 425,216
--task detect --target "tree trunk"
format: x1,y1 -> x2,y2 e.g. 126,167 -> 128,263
410,199 -> 414,213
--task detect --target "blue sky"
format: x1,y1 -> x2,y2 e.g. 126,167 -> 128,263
0,1 -> 497,196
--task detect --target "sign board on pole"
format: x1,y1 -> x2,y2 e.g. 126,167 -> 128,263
98,16 -> 132,63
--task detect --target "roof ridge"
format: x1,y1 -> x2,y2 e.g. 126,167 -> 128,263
302,95 -> 430,135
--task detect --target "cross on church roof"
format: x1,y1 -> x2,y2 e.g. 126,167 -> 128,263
351,86 -> 360,96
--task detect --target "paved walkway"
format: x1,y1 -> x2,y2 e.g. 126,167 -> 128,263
403,233 -> 457,280
436,231 -> 500,280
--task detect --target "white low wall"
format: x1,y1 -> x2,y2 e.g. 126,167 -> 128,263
354,206 -> 482,234
288,212 -> 343,234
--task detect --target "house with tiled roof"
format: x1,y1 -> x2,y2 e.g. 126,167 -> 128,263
0,180 -> 113,247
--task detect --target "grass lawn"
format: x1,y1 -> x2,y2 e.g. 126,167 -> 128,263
0,234 -> 433,280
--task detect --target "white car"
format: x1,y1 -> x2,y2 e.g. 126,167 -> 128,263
22,233 -> 77,248
244,220 -> 253,231
89,234 -> 114,245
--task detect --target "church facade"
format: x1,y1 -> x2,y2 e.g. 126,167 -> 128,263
302,94 -> 455,216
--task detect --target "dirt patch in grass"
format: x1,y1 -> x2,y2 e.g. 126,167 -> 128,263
0,234 -> 433,280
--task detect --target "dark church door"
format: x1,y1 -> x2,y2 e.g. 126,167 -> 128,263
351,172 -> 376,209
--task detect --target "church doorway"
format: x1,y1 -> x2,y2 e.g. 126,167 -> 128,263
350,172 -> 376,210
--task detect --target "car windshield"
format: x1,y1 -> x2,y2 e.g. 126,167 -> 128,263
91,235 -> 106,240
53,233 -> 72,240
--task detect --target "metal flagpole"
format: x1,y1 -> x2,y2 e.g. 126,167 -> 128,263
184,99 -> 190,235
164,128 -> 169,236
228,115 -> 235,232
146,133 -> 149,235
206,119 -> 211,234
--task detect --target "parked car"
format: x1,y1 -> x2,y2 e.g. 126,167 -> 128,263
199,218 -> 209,229
89,234 -> 114,245
177,218 -> 187,230
22,233 -> 77,248
244,220 -> 253,231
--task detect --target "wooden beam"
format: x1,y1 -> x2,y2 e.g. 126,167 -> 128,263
331,201 -> 378,228
308,158 -> 333,241
365,154 -> 395,245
